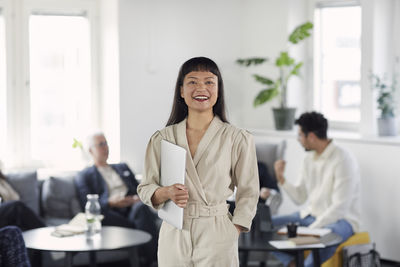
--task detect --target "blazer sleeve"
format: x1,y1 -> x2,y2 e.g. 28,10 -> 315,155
74,168 -> 109,212
137,131 -> 164,210
74,170 -> 92,210
231,130 -> 260,232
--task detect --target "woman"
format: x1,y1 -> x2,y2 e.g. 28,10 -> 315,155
0,170 -> 45,231
137,57 -> 259,266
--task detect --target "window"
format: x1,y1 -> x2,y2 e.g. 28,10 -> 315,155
314,3 -> 361,124
29,13 -> 92,165
1,1 -> 99,169
0,8 -> 6,162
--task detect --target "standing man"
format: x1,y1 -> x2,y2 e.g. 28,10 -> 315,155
74,132 -> 158,266
273,112 -> 361,267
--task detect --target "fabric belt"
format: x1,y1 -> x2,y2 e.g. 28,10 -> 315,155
184,202 -> 229,219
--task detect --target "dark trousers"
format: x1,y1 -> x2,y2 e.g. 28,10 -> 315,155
102,202 -> 159,264
0,201 -> 45,231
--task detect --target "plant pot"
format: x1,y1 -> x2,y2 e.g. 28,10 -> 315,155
377,117 -> 398,136
272,108 -> 296,130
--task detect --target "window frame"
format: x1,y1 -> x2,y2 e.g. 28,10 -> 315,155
2,0 -> 100,169
309,0 -> 400,136
311,0 -> 362,132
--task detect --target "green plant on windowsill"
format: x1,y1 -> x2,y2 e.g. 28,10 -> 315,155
72,138 -> 83,150
72,137 -> 91,167
370,65 -> 398,136
236,21 -> 313,130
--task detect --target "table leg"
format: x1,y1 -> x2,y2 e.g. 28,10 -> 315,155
65,252 -> 73,267
239,251 -> 249,267
295,251 -> 305,267
89,251 -> 97,267
28,249 -> 42,267
128,247 -> 140,267
313,249 -> 321,267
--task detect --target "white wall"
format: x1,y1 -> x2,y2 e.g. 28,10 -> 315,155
117,0 -> 299,172
99,0 -> 120,163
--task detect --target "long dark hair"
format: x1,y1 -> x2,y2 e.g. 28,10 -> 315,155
166,57 -> 228,126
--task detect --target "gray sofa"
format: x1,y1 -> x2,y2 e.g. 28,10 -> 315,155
5,171 -> 129,266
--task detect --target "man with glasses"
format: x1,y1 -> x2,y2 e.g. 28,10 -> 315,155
74,132 -> 158,266
272,112 -> 361,267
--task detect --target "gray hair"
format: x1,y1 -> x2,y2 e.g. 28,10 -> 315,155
85,131 -> 105,152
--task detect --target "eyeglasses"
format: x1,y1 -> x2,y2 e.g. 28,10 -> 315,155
93,141 -> 108,148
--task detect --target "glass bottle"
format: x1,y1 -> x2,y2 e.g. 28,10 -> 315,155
85,194 -> 101,237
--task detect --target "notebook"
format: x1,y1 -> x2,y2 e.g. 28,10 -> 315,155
278,226 -> 331,237
158,140 -> 186,229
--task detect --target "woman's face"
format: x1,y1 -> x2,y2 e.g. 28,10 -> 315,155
180,71 -> 218,114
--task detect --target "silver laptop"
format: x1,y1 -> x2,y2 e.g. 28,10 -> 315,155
158,140 -> 186,229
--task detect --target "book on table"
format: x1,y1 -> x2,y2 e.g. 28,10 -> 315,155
277,226 -> 331,237
289,236 -> 321,245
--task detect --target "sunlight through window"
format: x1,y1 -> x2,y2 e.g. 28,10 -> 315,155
29,14 -> 92,166
314,5 -> 361,123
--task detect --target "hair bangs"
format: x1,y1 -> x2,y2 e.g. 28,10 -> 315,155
179,57 -> 221,85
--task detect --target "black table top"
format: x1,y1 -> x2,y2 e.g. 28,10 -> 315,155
239,230 -> 342,252
22,226 -> 151,253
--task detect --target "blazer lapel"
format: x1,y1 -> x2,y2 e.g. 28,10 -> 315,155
192,116 -> 223,167
93,167 -> 109,197
176,119 -> 208,204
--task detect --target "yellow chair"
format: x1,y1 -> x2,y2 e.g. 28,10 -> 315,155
322,232 -> 370,267
304,232 -> 371,267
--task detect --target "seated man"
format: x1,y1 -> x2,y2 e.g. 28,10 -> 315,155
0,170 -> 45,231
273,112 -> 361,267
74,132 -> 158,265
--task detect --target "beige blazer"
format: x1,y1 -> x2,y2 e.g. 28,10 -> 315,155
138,116 -> 259,266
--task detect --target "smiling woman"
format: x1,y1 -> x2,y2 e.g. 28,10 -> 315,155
138,57 -> 260,267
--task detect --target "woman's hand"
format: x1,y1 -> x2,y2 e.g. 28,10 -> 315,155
151,183 -> 189,208
234,224 -> 245,235
167,184 -> 189,208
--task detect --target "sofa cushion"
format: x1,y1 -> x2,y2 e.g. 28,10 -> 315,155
41,176 -> 81,219
6,171 -> 40,215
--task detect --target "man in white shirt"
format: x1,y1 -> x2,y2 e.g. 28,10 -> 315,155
273,112 -> 361,267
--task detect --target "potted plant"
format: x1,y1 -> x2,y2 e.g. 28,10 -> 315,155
236,21 -> 313,130
371,70 -> 398,136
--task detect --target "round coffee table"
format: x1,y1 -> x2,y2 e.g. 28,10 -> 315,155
22,226 -> 151,267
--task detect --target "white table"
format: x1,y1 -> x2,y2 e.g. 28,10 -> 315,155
22,226 -> 151,267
